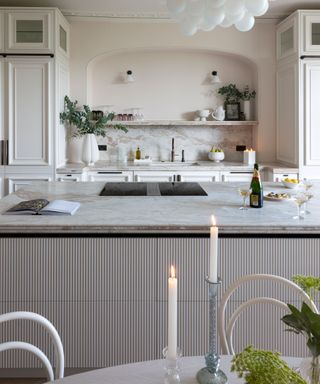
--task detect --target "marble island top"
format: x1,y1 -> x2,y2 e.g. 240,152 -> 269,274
0,181 -> 318,235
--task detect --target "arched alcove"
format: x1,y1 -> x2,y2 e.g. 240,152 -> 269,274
87,48 -> 258,120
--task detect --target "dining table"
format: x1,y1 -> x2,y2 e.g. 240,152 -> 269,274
50,355 -> 301,383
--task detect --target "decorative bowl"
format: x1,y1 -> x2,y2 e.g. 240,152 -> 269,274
282,180 -> 301,189
208,151 -> 225,162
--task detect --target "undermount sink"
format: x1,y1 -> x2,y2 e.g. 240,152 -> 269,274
99,182 -> 207,196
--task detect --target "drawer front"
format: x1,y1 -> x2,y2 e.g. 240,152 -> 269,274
88,171 -> 133,182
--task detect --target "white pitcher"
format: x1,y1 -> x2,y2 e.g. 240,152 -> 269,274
211,106 -> 225,121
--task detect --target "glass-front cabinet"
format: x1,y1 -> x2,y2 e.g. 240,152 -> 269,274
277,16 -> 297,60
304,14 -> 320,53
6,10 -> 53,52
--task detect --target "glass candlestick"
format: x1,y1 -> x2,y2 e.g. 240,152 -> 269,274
196,278 -> 228,384
163,347 -> 182,384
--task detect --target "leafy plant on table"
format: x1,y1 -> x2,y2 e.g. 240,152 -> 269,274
231,345 -> 306,384
60,96 -> 128,138
217,84 -> 242,103
292,275 -> 320,301
282,302 -> 320,383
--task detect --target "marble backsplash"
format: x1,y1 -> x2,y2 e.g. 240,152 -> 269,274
67,125 -> 254,164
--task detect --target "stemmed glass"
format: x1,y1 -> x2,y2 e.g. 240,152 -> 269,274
302,179 -> 313,215
292,193 -> 308,220
238,188 -> 251,210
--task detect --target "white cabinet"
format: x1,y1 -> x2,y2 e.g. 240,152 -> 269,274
56,173 -> 83,182
220,171 -> 253,182
0,11 -> 4,51
276,59 -> 298,165
277,10 -> 320,179
134,171 -> 175,182
303,59 -> 320,166
5,174 -> 52,194
7,57 -> 51,166
6,10 -> 53,53
178,171 -> 220,182
0,57 -> 4,142
87,171 -> 134,182
276,16 -> 297,60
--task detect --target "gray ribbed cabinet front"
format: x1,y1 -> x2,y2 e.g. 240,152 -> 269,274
0,237 -> 319,373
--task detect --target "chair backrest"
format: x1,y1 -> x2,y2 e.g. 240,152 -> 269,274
0,311 -> 64,380
217,274 -> 318,355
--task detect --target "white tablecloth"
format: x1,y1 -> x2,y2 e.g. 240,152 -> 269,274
51,355 -> 301,384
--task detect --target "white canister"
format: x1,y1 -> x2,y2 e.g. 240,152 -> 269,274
243,149 -> 256,165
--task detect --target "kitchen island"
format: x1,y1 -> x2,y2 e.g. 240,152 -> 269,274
0,182 -> 319,375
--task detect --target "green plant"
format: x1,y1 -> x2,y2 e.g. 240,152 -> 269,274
217,84 -> 242,103
292,275 -> 320,301
282,302 -> 320,358
60,96 -> 128,138
231,345 -> 306,384
241,85 -> 256,101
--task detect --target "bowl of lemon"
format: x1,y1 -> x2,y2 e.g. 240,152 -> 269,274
282,177 -> 301,189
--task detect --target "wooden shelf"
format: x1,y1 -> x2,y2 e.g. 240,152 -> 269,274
110,120 -> 258,127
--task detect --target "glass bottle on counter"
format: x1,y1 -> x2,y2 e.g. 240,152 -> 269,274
250,163 -> 263,208
135,147 -> 141,160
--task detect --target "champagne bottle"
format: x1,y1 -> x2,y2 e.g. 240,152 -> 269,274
135,147 -> 141,160
250,163 -> 263,208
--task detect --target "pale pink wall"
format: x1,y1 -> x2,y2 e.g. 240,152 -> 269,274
87,49 -> 255,121
69,20 -> 276,162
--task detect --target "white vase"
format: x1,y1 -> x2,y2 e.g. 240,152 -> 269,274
243,100 -> 252,121
82,133 -> 99,166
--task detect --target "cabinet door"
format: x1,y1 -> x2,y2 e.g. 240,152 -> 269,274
178,171 -> 220,182
303,15 -> 320,54
5,175 -> 52,195
277,16 -> 297,60
56,12 -> 70,58
6,10 -> 53,52
303,60 -> 320,166
0,11 -> 4,51
56,174 -> 82,182
221,172 -> 252,182
88,171 -> 133,182
7,58 -> 51,166
0,58 -> 5,142
134,171 -> 174,182
276,60 -> 299,166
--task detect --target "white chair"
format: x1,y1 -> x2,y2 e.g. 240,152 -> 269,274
0,311 -> 64,381
217,274 -> 318,355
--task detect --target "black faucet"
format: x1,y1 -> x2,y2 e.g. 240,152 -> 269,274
181,149 -> 185,162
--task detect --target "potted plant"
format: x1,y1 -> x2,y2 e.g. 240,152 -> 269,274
217,84 -> 242,121
282,302 -> 320,384
60,96 -> 128,165
241,85 -> 256,121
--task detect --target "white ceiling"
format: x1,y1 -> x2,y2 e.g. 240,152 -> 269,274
0,0 -> 319,19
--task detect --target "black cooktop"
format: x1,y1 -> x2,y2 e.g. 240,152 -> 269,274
99,182 -> 207,196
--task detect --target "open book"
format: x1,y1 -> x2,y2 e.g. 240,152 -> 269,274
4,199 -> 80,216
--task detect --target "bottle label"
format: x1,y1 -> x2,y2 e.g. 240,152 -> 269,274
251,195 -> 259,207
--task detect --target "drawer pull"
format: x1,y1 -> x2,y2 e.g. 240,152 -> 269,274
97,171 -> 123,174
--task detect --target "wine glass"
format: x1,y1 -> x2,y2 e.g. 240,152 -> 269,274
238,188 -> 251,210
292,193 -> 308,220
304,192 -> 313,215
302,178 -> 313,191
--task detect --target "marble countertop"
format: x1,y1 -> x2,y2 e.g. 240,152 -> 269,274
57,161 -> 299,173
0,181 -> 318,234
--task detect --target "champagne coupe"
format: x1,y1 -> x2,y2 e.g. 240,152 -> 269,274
238,188 -> 251,210
292,193 -> 308,220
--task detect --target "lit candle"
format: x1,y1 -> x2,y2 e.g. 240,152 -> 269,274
168,265 -> 177,359
209,215 -> 218,283
243,148 -> 256,165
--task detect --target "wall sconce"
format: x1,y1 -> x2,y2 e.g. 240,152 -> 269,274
211,71 -> 221,84
126,70 -> 135,83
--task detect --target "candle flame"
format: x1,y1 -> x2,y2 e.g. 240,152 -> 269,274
170,265 -> 176,278
211,215 -> 216,226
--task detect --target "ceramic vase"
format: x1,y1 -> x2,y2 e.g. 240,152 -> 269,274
82,133 -> 99,166
243,100 -> 252,121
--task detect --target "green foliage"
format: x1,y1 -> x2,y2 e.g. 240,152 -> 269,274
60,96 -> 128,138
241,85 -> 256,101
217,84 -> 242,103
292,275 -> 320,301
231,345 -> 306,384
282,302 -> 320,358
